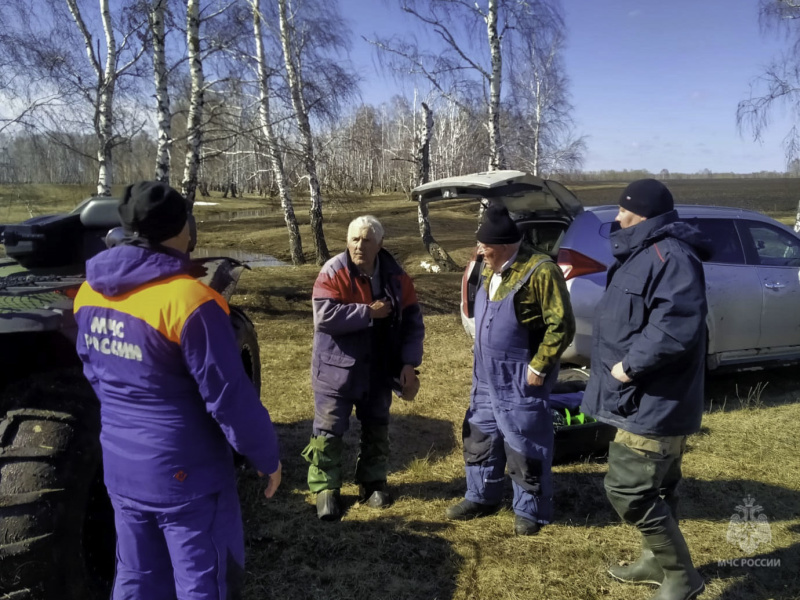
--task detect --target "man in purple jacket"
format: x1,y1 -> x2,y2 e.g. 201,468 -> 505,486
302,215 -> 424,521
74,181 -> 281,600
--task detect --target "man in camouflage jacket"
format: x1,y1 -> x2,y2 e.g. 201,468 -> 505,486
446,204 -> 575,535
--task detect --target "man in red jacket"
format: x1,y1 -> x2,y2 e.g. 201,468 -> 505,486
302,215 -> 424,521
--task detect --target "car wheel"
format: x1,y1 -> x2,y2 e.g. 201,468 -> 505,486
230,305 -> 261,395
0,370 -> 114,600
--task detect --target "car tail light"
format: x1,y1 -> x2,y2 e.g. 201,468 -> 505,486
557,248 -> 606,281
461,248 -> 483,318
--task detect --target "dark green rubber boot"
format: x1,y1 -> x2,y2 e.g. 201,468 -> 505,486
301,435 -> 344,493
355,423 -> 390,489
646,522 -> 705,600
608,545 -> 664,586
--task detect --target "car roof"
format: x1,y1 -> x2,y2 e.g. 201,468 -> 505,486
587,204 -> 790,225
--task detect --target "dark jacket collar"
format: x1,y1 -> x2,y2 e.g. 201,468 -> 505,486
610,210 -> 678,259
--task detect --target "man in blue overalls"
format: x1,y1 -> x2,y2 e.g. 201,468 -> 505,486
446,204 -> 575,535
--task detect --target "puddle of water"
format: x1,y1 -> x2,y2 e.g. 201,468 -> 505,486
197,209 -> 271,221
191,247 -> 287,267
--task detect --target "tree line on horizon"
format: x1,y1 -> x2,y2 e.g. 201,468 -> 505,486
1,0 -> 799,265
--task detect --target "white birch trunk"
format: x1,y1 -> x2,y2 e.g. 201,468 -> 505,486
252,0 -> 304,265
486,0 -> 505,171
182,0 -> 203,204
532,77 -> 542,176
795,199 -> 800,232
65,0 -> 116,195
278,0 -> 329,265
416,102 -> 459,271
416,102 -> 433,187
150,0 -> 171,183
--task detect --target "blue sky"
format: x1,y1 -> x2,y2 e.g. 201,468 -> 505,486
340,0 -> 796,174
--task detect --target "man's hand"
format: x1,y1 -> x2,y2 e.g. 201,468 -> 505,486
611,361 -> 632,383
258,461 -> 282,499
399,364 -> 420,400
369,299 -> 392,319
526,370 -> 544,386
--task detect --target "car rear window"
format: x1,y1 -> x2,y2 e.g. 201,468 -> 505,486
690,218 -> 746,265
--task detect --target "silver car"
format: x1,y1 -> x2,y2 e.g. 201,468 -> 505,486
413,170 -> 800,372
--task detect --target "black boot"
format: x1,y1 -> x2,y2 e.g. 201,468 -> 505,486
361,481 -> 392,508
445,499 -> 500,521
514,514 -> 541,536
608,547 -> 664,586
646,522 -> 705,600
316,489 -> 342,521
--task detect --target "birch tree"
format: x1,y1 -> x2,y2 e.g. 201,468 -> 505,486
277,0 -> 333,264
0,0 -> 148,196
372,0 -> 564,172
738,0 -> 800,229
415,102 -> 459,271
149,0 -> 172,182
251,0 -> 304,264
506,26 -> 585,176
181,0 -> 204,202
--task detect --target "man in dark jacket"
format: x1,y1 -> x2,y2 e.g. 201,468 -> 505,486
302,215 -> 424,521
582,179 -> 707,600
445,204 -> 575,535
74,181 -> 282,600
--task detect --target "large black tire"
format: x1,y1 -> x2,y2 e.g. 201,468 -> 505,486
0,311 -> 261,600
0,370 -> 114,600
552,367 -> 617,464
230,305 -> 261,395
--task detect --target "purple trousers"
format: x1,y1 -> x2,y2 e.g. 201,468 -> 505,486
108,486 -> 244,600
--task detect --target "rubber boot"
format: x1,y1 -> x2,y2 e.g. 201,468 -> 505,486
445,499 -> 500,521
360,481 -> 392,508
315,489 -> 342,522
301,435 -> 344,493
645,522 -> 705,600
514,514 -> 541,536
608,542 -> 664,586
355,423 -> 389,490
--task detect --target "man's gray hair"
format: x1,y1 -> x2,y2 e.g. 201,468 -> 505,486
347,215 -> 384,242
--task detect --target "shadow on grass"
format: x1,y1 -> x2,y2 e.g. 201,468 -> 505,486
241,499 -> 460,600
264,414 -> 459,496
698,522 -> 800,600
553,471 -> 800,524
552,469 -> 800,600
236,428 -> 799,600
236,413 -> 462,600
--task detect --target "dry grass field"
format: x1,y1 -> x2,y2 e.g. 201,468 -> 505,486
188,183 -> 798,600
3,179 -> 800,599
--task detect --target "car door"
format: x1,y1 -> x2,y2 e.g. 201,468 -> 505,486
688,217 -> 762,362
738,220 -> 800,350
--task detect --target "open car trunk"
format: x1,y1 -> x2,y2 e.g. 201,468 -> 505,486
412,170 -> 585,337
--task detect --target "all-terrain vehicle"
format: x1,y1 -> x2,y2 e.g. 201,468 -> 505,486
0,196 -> 261,600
